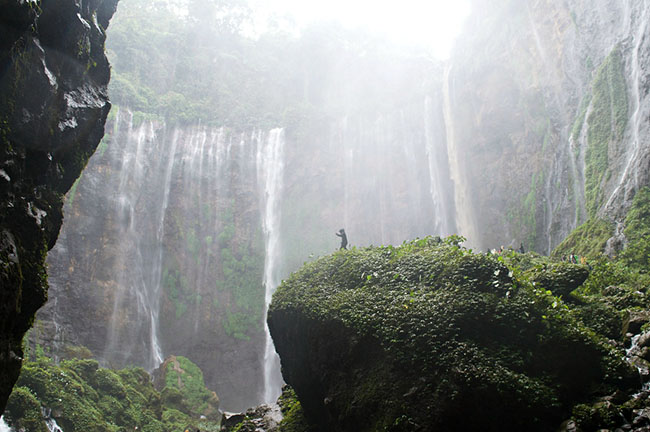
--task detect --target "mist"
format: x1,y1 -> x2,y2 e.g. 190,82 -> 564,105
32,0 -> 650,415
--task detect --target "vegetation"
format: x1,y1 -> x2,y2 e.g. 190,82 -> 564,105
4,350 -> 221,432
217,203 -> 265,340
584,47 -> 628,216
551,217 -> 614,260
620,187 -> 650,271
106,0 -> 439,129
269,236 -> 638,431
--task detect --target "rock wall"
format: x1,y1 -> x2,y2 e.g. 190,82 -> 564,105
447,0 -> 650,253
0,0 -> 117,413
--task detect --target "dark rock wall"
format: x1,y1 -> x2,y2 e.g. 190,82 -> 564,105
0,0 -> 117,412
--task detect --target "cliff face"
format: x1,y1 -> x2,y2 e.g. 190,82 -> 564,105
447,0 -> 650,253
0,0 -> 117,412
40,111 -> 270,411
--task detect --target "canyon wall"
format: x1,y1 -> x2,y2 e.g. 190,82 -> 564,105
0,0 -> 118,413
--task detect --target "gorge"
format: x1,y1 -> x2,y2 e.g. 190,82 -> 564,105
2,0 -> 650,430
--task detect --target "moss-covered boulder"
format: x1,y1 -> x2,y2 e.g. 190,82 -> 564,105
524,262 -> 590,298
153,355 -> 221,420
268,237 -> 638,432
3,352 -> 221,432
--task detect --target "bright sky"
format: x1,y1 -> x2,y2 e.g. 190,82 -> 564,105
249,0 -> 471,59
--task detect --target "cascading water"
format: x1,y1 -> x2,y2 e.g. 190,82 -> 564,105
0,417 -> 11,432
442,64 -> 479,247
102,111 -> 167,371
256,128 -> 286,403
43,107 -> 277,409
424,96 -> 456,236
605,0 -> 650,209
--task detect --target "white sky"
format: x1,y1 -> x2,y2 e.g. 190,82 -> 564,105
249,0 -> 471,59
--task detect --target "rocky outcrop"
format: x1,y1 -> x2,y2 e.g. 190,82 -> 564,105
268,238 -> 638,431
0,0 -> 117,413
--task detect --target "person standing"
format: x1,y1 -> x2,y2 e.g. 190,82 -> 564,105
336,228 -> 348,250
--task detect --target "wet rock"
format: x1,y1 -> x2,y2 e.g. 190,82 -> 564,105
624,311 -> 650,335
0,0 -> 118,413
221,404 -> 283,432
557,419 -> 580,432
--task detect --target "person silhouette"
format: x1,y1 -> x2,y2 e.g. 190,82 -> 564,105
336,228 -> 348,250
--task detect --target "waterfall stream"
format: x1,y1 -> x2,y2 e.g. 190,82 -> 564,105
442,64 -> 478,247
0,417 -> 11,432
605,0 -> 650,209
256,129 -> 286,403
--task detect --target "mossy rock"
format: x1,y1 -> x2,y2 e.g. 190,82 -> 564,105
269,237 -> 637,432
525,262 -> 590,298
5,386 -> 48,432
6,351 -> 221,431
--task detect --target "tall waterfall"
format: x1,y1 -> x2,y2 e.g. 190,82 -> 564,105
605,0 -> 650,209
103,111 -> 168,370
442,65 -> 479,247
256,129 -> 286,403
44,109 -> 274,410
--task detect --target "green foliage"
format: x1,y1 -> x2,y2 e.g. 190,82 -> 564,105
5,387 -> 48,432
551,217 -> 614,259
507,172 -> 542,251
276,386 -> 313,432
4,353 -> 220,432
570,94 -> 592,144
584,47 -> 628,216
620,187 -> 650,271
162,356 -> 220,419
270,237 -> 636,431
65,174 -> 82,207
217,203 -> 265,339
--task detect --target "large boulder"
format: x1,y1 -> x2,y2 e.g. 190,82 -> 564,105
268,237 -> 638,431
0,0 -> 118,412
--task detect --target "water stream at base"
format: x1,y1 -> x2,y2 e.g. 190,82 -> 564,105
0,417 -> 12,432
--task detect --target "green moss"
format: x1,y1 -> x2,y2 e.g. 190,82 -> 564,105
620,187 -> 650,271
570,94 -> 592,144
551,217 -> 614,260
5,353 -> 221,432
270,237 -> 636,431
217,202 -> 265,339
162,356 -> 219,419
507,171 -> 542,251
276,387 -> 314,432
5,387 -> 48,432
584,47 -> 628,217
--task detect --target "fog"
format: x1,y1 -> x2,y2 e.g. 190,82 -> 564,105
38,0 -> 650,413
248,0 -> 471,59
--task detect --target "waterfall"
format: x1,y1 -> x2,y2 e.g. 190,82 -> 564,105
424,96 -> 456,236
256,128 -> 286,403
442,64 -> 479,247
103,112 -> 167,371
0,417 -> 12,432
42,409 -> 64,432
605,0 -> 649,209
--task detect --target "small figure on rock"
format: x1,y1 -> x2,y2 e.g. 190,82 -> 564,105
336,228 -> 348,250
518,242 -> 525,254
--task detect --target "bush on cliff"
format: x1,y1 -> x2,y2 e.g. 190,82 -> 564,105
268,236 -> 637,432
